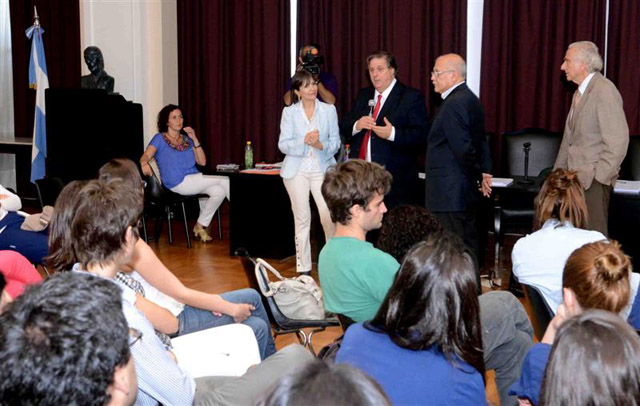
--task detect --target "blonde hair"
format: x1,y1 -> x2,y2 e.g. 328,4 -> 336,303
533,169 -> 588,230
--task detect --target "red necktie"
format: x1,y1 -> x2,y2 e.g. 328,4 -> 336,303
359,94 -> 383,160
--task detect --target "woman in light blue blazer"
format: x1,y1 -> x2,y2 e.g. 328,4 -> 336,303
279,70 -> 341,275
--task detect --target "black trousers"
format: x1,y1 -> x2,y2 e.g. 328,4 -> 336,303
433,210 -> 481,291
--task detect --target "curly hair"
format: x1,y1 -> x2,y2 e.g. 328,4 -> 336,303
157,104 -> 182,133
377,205 -> 443,262
0,272 -> 130,405
533,168 -> 588,230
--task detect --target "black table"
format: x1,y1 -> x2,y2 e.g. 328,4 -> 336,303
224,171 -> 295,259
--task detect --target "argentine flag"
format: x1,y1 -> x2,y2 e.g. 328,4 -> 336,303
26,22 -> 49,183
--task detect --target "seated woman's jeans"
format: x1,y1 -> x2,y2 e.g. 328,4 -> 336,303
176,288 -> 276,360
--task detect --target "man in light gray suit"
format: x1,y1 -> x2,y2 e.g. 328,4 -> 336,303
554,41 -> 629,236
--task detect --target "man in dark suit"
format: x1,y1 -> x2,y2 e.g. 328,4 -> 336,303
341,51 -> 428,209
425,53 -> 491,273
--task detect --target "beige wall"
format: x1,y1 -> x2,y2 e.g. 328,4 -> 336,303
79,0 -> 178,145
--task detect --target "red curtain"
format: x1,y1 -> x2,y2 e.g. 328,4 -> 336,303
480,0 -> 606,174
607,0 -> 640,136
10,0 -> 81,139
296,0 -> 466,119
177,0 -> 290,166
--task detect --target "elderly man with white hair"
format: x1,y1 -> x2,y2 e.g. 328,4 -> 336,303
554,40 -> 629,236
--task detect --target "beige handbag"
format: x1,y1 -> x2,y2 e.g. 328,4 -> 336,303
254,258 -> 326,320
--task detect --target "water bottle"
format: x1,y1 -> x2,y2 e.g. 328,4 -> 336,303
244,141 -> 254,169
343,144 -> 351,162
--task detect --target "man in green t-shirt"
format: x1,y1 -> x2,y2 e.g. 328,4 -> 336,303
319,160 -> 400,322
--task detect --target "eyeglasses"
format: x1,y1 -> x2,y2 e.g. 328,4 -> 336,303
431,69 -> 454,77
129,328 -> 143,347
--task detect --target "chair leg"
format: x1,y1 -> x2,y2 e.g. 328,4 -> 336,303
181,202 -> 192,249
492,205 -> 502,281
306,327 -> 326,356
166,206 -> 174,244
216,209 -> 222,240
295,329 -> 308,348
141,216 -> 148,243
153,215 -> 163,242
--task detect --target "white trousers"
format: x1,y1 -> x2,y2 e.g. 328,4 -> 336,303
171,173 -> 230,228
283,171 -> 334,273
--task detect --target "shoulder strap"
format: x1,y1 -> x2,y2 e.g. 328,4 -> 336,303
254,258 -> 284,297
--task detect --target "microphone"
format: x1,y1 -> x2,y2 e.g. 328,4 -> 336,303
517,142 -> 534,185
368,99 -> 375,116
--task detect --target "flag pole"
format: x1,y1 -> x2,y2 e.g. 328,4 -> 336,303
26,6 -> 49,183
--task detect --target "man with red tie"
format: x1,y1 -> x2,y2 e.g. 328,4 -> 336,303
341,51 -> 428,209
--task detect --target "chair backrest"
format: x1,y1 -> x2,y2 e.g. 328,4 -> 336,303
235,247 -> 263,293
503,129 -> 562,177
522,283 -> 553,341
337,314 -> 356,332
235,248 -> 276,323
143,172 -> 166,203
627,137 -> 640,180
35,177 -> 65,208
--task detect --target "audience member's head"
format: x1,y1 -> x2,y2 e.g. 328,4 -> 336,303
0,271 -> 137,405
290,70 -> 316,104
71,179 -> 142,270
46,180 -> 88,271
260,359 -> 390,406
157,104 -> 181,133
376,205 -> 443,262
533,168 -> 588,230
540,309 -> 640,406
47,179 -> 142,272
99,158 -> 144,193
322,160 -> 392,226
563,240 -> 631,314
370,230 -> 484,377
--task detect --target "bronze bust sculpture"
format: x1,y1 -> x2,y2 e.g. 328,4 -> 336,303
80,46 -> 115,92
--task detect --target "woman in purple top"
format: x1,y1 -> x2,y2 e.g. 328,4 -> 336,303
511,240 -> 640,405
336,231 -> 487,405
140,104 -> 229,243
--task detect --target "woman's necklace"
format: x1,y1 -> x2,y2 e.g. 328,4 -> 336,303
162,132 -> 190,151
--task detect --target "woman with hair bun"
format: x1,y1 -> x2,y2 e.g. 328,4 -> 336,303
510,240 -> 640,405
511,168 -> 606,313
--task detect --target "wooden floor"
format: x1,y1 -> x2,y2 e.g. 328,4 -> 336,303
148,203 -> 520,405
